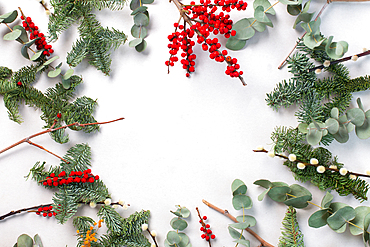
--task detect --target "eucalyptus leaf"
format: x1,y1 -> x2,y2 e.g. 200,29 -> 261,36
232,194 -> 252,210
3,29 -> 22,41
236,215 -> 257,227
228,226 -> 245,240
268,186 -> 290,202
43,55 -> 60,66
225,36 -> 247,50
363,213 -> 370,244
231,18 -> 255,40
48,68 -> 62,78
31,50 -> 44,61
349,206 -> 370,236
325,36 -> 348,59
306,122 -> 323,145
21,45 -> 30,59
303,32 -> 325,49
170,218 -> 188,231
131,25 -> 147,39
331,107 -> 339,119
131,6 -> 148,15
248,18 -> 266,32
287,4 -> 302,16
356,110 -> 370,139
14,25 -> 28,43
333,123 -> 349,143
271,181 -> 289,187
325,118 -> 339,134
142,0 -> 154,3
254,6 -> 273,27
17,234 -> 33,247
167,231 -> 181,245
179,207 -> 191,218
308,209 -> 329,228
62,78 -> 71,89
134,13 -> 149,26
279,0 -> 302,5
135,39 -> 147,52
327,206 -> 355,230
232,179 -> 247,195
302,0 -> 311,13
229,222 -> 251,229
130,0 -> 141,10
298,12 -> 314,23
253,0 -> 276,15
357,98 -> 365,111
254,179 -> 272,189
33,234 -> 43,247
129,38 -> 143,47
178,233 -> 189,247
63,68 -> 74,80
300,18 -> 321,35
321,191 -> 334,209
164,239 -> 175,247
234,239 -> 250,247
284,195 -> 311,208
258,188 -> 270,201
0,10 -> 18,24
346,108 -> 365,126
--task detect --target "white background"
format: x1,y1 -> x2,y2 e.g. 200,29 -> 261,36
1,0 -> 370,246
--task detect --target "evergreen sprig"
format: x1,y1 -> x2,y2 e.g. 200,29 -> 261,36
278,206 -> 305,247
0,65 -> 99,143
48,0 -> 127,75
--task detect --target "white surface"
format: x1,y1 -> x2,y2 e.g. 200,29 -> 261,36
1,0 -> 370,246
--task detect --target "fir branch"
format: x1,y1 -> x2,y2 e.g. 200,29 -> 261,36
60,143 -> 92,172
98,205 -> 125,234
53,186 -> 79,224
202,199 -> 275,247
278,206 -> 305,247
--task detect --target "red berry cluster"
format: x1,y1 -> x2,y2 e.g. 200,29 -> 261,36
166,0 -> 246,81
199,215 -> 215,241
36,205 -> 56,217
20,15 -> 54,56
42,169 -> 99,187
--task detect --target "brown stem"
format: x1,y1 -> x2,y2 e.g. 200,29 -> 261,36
0,118 -> 124,162
308,49 -> 370,72
202,199 -> 275,247
146,228 -> 159,247
253,149 -> 370,178
27,140 -> 69,163
278,0 -> 330,69
0,201 -> 129,221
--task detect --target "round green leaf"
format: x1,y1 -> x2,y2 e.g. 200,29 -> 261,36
298,122 -> 309,134
225,36 -> 247,50
134,13 -> 149,26
325,118 -> 339,134
232,194 -> 252,210
0,10 -> 18,24
63,68 -> 74,80
321,191 -> 334,209
43,55 -> 60,66
3,29 -> 22,41
327,206 -> 356,230
129,38 -> 143,47
179,207 -> 191,218
131,25 -> 147,39
234,239 -> 250,247
232,179 -> 247,195
298,12 -> 314,23
325,36 -> 348,59
308,209 -> 330,228
13,25 -> 28,43
228,226 -> 245,240
253,0 -> 276,15
131,6 -> 148,15
167,231 -> 181,245
284,195 -> 311,208
271,181 -> 289,187
254,6 -> 273,27
142,0 -> 154,3
350,206 -> 370,236
178,233 -> 189,247
231,18 -> 255,40
62,78 -> 71,89
333,123 -> 349,143
33,234 -> 43,247
279,0 -> 302,5
306,122 -> 323,145
31,50 -> 44,61
48,68 -> 62,78
303,32 -> 325,49
346,108 -> 365,126
257,188 -> 270,201
363,213 -> 370,244
229,222 -> 250,229
287,4 -> 302,16
21,45 -> 30,59
130,0 -> 141,10
164,239 -> 175,247
254,179 -> 272,189
170,218 -> 188,231
236,215 -> 257,227
135,39 -> 147,52
268,186 -> 290,202
356,118 -> 370,139
17,234 -> 33,247
247,18 -> 266,32
331,107 -> 339,119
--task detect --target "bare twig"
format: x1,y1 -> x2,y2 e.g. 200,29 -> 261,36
202,199 -> 275,247
0,118 -> 124,163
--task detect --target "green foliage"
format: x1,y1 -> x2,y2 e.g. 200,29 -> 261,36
0,65 -> 98,143
270,127 -> 369,201
13,234 -> 43,247
130,0 -> 153,52
228,179 -> 255,247
48,0 -> 127,74
278,206 -> 305,247
165,206 -> 191,247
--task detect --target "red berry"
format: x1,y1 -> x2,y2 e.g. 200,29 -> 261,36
20,16 -> 24,20
57,113 -> 62,118
201,234 -> 206,239
38,207 -> 43,212
43,212 -> 47,217
94,175 -> 99,180
88,177 -> 95,183
205,235 -> 210,241
16,81 -> 22,86
26,17 -> 31,23
50,173 -> 55,178
53,182 -> 58,186
211,234 -> 215,239
206,224 -> 210,228
48,212 -> 52,217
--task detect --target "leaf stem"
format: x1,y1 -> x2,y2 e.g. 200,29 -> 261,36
202,199 -> 275,247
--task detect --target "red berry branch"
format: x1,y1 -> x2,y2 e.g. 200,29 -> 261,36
196,207 -> 215,246
0,117 -> 124,163
38,169 -> 100,187
167,0 -> 247,85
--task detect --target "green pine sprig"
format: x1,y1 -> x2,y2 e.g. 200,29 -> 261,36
278,206 -> 305,247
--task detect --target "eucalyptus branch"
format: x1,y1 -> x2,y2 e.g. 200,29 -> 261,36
202,199 -> 275,247
308,49 -> 370,72
278,0 -> 329,69
0,200 -> 129,221
0,118 -> 124,162
253,148 -> 370,179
